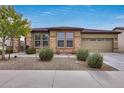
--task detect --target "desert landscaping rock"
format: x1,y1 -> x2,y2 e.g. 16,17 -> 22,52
0,57 -> 116,71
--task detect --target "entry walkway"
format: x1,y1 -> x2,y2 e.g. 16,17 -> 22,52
0,70 -> 124,88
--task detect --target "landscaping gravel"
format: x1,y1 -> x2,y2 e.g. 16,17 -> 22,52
0,57 -> 117,71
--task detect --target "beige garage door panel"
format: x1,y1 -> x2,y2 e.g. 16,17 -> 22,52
82,39 -> 113,52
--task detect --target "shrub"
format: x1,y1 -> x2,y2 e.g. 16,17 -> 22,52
25,47 -> 36,54
0,49 -> 2,55
39,47 -> 53,61
6,47 -> 13,54
76,48 -> 89,61
88,53 -> 103,69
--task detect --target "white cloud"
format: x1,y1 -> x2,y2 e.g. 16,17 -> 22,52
53,6 -> 72,12
42,11 -> 55,15
115,15 -> 124,19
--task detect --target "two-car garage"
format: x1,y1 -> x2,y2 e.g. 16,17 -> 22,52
81,38 -> 113,52
81,29 -> 119,52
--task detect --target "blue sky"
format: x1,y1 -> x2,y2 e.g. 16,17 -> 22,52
14,5 -> 124,30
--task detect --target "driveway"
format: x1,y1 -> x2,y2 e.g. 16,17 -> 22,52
0,70 -> 124,88
103,53 -> 124,70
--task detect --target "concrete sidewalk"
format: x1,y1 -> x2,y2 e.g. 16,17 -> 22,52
0,70 -> 124,88
5,53 -> 75,58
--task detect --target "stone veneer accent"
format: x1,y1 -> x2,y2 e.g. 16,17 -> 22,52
74,31 -> 81,51
49,31 -> 57,52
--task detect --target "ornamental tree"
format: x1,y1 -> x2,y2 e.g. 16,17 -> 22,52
0,6 -> 31,60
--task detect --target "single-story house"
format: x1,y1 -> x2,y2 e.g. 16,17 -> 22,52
21,26 -> 121,53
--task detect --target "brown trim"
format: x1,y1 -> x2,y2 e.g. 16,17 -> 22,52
49,29 -> 82,31
32,27 -> 84,32
82,31 -> 121,34
31,31 -> 49,33
48,27 -> 84,31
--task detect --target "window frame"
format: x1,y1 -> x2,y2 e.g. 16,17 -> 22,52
34,33 -> 49,48
42,33 -> 49,47
57,32 -> 65,48
66,32 -> 74,48
34,33 -> 41,48
57,32 -> 74,48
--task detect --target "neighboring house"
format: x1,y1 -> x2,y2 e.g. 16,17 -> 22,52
0,39 -> 11,50
0,38 -> 20,52
24,26 -> 121,53
113,27 -> 124,52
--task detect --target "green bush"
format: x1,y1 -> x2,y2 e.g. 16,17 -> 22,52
88,53 -> 103,69
76,48 -> 89,61
6,47 -> 13,54
39,47 -> 53,61
0,49 -> 2,55
25,48 -> 36,54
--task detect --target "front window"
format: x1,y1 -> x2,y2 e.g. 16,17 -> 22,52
57,32 -> 64,47
66,32 -> 73,47
57,32 -> 74,48
35,34 -> 41,47
34,33 -> 49,47
43,34 -> 49,47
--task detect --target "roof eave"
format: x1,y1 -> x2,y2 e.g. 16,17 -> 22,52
82,31 -> 121,34
112,27 -> 124,31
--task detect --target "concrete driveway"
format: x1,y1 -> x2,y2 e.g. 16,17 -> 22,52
0,70 -> 124,88
103,53 -> 124,70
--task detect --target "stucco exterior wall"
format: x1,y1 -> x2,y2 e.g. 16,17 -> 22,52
82,34 -> 118,38
114,29 -> 124,52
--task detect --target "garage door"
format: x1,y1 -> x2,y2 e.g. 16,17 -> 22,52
81,38 -> 113,52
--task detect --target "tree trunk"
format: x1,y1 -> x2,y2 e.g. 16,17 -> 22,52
8,38 -> 12,60
11,38 -> 14,51
2,39 -> 6,60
